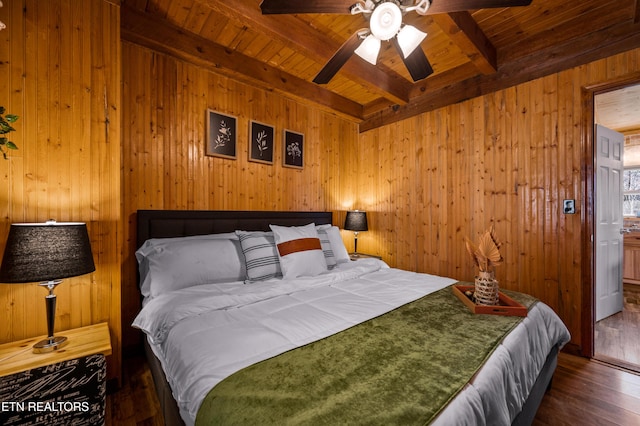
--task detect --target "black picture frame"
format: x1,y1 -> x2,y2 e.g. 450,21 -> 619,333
206,109 -> 237,159
283,129 -> 304,169
249,120 -> 275,164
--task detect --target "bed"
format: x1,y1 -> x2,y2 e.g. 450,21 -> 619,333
133,209 -> 570,426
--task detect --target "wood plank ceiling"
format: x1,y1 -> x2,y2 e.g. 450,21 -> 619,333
120,0 -> 640,132
596,84 -> 640,135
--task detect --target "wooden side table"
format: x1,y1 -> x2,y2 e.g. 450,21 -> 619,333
0,323 -> 112,425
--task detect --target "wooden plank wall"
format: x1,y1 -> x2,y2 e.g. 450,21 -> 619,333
3,0 -> 637,375
0,0 -> 122,380
121,42 -> 359,350
355,48 -> 640,349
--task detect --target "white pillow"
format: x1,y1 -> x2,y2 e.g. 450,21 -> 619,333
139,232 -> 238,250
315,226 -> 337,269
136,235 -> 245,298
317,224 -> 350,264
236,231 -> 282,283
270,223 -> 328,278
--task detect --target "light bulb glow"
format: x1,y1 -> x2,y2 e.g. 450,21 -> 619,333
397,25 -> 427,58
354,34 -> 381,65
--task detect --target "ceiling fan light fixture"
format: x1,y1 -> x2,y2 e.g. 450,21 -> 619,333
354,34 -> 381,65
396,24 -> 427,58
369,2 -> 402,41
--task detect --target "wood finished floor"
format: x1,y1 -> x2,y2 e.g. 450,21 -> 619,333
106,352 -> 640,425
595,284 -> 640,371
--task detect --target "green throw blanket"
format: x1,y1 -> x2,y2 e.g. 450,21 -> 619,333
196,284 -> 538,425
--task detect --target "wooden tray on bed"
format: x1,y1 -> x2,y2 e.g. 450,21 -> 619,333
452,285 -> 528,317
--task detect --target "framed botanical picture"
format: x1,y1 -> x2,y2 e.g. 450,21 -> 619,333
206,109 -> 237,159
249,120 -> 274,164
283,129 -> 304,169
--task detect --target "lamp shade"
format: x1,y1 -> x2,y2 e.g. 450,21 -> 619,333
396,25 -> 427,58
0,221 -> 95,283
344,211 -> 368,232
354,34 -> 382,65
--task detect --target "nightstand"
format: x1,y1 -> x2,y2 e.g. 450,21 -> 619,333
349,252 -> 382,261
0,322 -> 111,425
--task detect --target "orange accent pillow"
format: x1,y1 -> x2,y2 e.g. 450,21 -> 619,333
269,223 -> 328,278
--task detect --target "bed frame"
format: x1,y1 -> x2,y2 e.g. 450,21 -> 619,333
135,209 -> 557,426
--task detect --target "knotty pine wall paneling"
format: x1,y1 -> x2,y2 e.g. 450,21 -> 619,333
354,47 -> 640,351
121,42 -> 358,350
0,0 -> 122,381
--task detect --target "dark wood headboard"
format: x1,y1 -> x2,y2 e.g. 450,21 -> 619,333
136,210 -> 333,249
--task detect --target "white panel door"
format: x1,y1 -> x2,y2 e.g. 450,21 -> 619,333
595,124 -> 624,322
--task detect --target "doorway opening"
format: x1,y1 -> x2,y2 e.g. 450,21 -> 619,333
593,83 -> 640,373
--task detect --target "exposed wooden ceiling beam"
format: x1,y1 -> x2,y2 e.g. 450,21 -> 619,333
196,0 -> 413,105
120,5 -> 364,122
407,62 -> 480,99
362,62 -> 480,116
431,11 -> 497,74
360,19 -> 640,132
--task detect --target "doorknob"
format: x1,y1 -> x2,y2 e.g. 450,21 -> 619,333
620,228 -> 631,234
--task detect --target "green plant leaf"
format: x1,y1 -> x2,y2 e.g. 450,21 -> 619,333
0,107 -> 19,158
0,123 -> 15,134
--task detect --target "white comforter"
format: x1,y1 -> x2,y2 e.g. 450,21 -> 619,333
133,259 -> 570,426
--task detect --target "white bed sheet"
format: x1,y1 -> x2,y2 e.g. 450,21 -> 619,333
133,258 -> 570,426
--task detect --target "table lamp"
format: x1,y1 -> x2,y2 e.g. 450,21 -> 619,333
344,210 -> 368,254
0,220 -> 95,353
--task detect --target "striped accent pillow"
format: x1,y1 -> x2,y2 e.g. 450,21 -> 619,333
316,227 -> 337,269
236,231 -> 282,283
317,224 -> 350,264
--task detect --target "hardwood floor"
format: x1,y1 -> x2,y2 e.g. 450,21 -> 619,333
106,352 -> 640,425
595,284 -> 640,371
534,354 -> 640,426
106,355 -> 164,425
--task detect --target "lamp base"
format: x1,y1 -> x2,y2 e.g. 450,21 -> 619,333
33,335 -> 68,353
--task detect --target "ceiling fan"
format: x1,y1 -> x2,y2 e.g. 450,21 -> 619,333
260,0 -> 533,84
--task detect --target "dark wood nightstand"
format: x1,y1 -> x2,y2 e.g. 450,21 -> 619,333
0,323 -> 111,425
349,252 -> 382,261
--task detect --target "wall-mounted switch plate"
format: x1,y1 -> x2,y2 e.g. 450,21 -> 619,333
563,199 -> 576,214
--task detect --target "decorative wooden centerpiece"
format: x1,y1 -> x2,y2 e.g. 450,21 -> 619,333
464,225 -> 503,305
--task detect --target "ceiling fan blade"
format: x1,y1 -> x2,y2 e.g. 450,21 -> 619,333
313,30 -> 364,84
425,0 -> 532,14
260,0 -> 354,14
392,37 -> 433,82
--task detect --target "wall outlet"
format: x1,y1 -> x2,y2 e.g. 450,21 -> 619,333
563,199 -> 576,214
